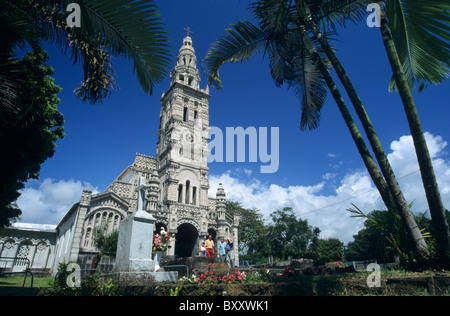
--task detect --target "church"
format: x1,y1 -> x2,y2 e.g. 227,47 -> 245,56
0,31 -> 239,275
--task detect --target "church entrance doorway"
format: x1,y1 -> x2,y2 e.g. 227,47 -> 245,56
175,223 -> 198,258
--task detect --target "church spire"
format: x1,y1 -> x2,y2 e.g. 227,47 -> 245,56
170,27 -> 200,89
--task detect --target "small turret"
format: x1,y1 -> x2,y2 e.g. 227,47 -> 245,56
147,171 -> 160,212
216,183 -> 226,221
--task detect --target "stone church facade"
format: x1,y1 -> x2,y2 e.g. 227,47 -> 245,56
0,32 -> 239,274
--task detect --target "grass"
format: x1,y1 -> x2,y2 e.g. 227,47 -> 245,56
1,269 -> 448,296
0,276 -> 53,296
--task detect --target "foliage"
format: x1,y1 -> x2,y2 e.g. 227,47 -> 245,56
48,261 -> 81,296
345,204 -> 445,268
91,225 -> 119,269
310,238 -> 345,266
203,5 -> 331,130
93,225 -> 119,257
228,203 -> 344,265
0,49 -> 64,227
225,201 -> 268,261
195,263 -> 261,285
1,0 -> 171,105
384,0 -> 450,92
325,261 -> 347,268
265,207 -> 320,261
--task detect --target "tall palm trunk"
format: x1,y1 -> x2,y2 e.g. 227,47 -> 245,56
298,26 -> 394,211
293,0 -> 429,259
379,6 -> 450,266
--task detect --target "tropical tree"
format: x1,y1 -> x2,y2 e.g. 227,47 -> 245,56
225,201 -> 268,261
292,0 -> 430,259
91,225 -> 119,270
0,0 -> 171,226
296,0 -> 449,266
203,0 -> 429,260
347,204 -> 436,268
376,0 -> 450,267
1,0 -> 171,108
0,49 -> 64,227
265,207 -> 320,260
310,238 -> 344,266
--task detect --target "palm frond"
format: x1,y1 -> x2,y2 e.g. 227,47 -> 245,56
292,47 -> 328,130
386,0 -> 450,91
24,0 -> 171,102
307,0 -> 371,31
79,0 -> 171,95
203,20 -> 268,89
250,0 -> 295,34
266,28 -> 328,130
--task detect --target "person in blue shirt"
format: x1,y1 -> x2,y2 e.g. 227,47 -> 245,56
218,237 -> 227,263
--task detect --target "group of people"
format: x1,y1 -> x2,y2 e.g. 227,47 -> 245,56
199,235 -> 234,267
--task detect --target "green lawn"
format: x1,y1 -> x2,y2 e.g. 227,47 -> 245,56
0,276 -> 53,296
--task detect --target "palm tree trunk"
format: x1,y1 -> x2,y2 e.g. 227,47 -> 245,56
298,26 -> 394,211
90,253 -> 102,275
379,6 -> 450,267
294,0 -> 429,259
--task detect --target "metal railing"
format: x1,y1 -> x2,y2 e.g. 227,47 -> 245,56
0,257 -> 34,288
161,264 -> 189,277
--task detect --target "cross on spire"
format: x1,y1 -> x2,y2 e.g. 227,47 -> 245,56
184,27 -> 193,37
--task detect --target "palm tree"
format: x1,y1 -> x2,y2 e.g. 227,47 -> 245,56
291,0 -> 429,259
203,0 -> 429,260
300,0 -> 449,265
1,0 -> 171,107
203,20 -> 392,207
377,1 -> 450,266
91,225 -> 119,272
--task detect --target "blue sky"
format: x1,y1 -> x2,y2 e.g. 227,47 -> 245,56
16,1 -> 450,243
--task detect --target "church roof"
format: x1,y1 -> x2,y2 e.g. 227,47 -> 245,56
10,222 -> 57,232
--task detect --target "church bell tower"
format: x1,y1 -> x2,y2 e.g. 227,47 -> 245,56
156,28 -> 211,208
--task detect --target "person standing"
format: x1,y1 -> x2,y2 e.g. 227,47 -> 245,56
205,235 -> 214,258
199,242 -> 207,257
225,237 -> 234,268
218,237 -> 227,263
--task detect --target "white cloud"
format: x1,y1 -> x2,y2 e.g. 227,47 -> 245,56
388,132 -> 450,214
209,132 -> 450,244
16,178 -> 98,225
322,173 -> 337,181
14,133 -> 449,244
209,170 -> 379,243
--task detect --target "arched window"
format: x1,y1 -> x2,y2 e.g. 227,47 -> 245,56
183,107 -> 188,122
84,228 -> 92,247
185,180 -> 190,204
178,184 -> 183,203
192,186 -> 197,205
